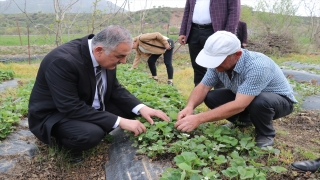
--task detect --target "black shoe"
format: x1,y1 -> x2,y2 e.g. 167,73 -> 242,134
291,158 -> 320,173
167,81 -> 173,86
255,136 -> 274,148
69,151 -> 84,164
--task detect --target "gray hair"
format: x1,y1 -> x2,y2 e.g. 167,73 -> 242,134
91,25 -> 132,54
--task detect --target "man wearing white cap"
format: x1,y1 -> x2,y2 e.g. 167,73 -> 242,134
174,31 -> 297,147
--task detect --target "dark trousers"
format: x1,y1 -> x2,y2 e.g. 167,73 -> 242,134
51,101 -> 136,152
148,39 -> 174,79
187,25 -> 224,89
204,89 -> 294,137
188,26 -> 212,86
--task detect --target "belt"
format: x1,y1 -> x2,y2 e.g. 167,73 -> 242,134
192,23 -> 212,29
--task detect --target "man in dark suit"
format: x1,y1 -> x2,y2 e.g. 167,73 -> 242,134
28,25 -> 170,163
178,0 -> 240,86
236,21 -> 248,48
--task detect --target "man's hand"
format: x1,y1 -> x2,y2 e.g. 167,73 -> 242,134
177,106 -> 194,121
178,35 -> 186,45
165,44 -> 171,50
174,114 -> 201,132
139,106 -> 170,125
119,118 -> 146,136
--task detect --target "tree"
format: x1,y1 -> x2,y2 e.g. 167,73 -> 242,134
10,0 -> 80,46
254,0 -> 300,34
53,0 -> 79,46
89,0 -> 128,34
138,0 -> 149,34
0,0 -> 12,13
301,0 -> 320,49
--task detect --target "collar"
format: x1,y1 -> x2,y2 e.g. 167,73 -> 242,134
88,39 -> 99,67
232,49 -> 245,74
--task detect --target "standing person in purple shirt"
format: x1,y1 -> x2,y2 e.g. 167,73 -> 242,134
178,0 -> 240,86
236,21 -> 248,48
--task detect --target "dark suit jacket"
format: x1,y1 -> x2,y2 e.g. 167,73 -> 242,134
179,0 -> 240,42
237,21 -> 248,48
28,35 -> 142,144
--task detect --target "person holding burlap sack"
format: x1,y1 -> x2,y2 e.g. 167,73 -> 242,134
131,32 -> 174,85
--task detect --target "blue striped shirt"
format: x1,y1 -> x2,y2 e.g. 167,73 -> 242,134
202,49 -> 297,103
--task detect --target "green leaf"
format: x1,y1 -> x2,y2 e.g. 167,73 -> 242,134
160,168 -> 182,180
254,171 -> 267,180
222,167 -> 238,178
218,135 -> 238,146
248,160 -> 265,167
214,155 -> 227,165
202,168 -> 211,176
271,166 -> 287,173
168,111 -> 178,120
189,173 -> 202,180
229,158 -> 246,167
178,163 -> 192,171
238,166 -> 256,179
180,170 -> 186,180
156,121 -> 169,128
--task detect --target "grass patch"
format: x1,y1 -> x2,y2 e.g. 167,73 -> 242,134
296,148 -> 318,160
0,62 -> 39,79
277,130 -> 290,136
278,146 -> 294,164
271,53 -> 320,65
0,34 -> 86,46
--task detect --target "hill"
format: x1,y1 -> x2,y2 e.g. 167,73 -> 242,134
0,6 -> 185,37
0,0 -> 126,14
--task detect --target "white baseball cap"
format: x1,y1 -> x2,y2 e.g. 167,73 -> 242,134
196,31 -> 241,68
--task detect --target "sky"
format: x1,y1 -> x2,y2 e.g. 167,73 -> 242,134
108,0 -> 311,16
0,0 -> 313,16
108,0 -> 257,11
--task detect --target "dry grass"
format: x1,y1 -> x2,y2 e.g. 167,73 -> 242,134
272,53 -> 320,65
0,63 -> 39,80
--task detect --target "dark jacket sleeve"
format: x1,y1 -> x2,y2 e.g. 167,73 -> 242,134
242,22 -> 248,44
225,0 -> 241,33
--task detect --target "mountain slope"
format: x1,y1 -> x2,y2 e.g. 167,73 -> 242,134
0,0 -> 126,14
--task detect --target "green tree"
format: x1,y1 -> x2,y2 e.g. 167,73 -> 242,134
254,0 -> 300,34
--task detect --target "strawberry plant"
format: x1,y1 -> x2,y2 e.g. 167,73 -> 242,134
0,70 -> 15,83
117,65 -> 288,180
0,80 -> 32,140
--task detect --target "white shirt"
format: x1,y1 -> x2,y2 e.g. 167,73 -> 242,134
88,39 -> 145,128
88,39 -> 107,110
192,0 -> 211,25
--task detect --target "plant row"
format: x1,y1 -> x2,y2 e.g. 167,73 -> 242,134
0,80 -> 32,141
0,70 -> 14,83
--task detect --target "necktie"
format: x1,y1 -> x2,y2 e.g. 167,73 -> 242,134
95,66 -> 105,111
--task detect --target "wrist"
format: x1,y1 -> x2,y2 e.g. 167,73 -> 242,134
197,112 -> 207,124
